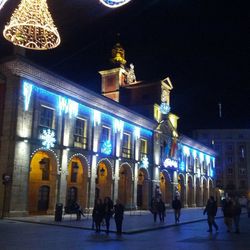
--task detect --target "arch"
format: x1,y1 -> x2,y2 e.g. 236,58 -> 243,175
202,177 -> 208,206
196,177 -> 202,207
187,175 -> 193,207
95,158 -> 113,200
118,163 -> 133,209
28,149 -> 58,214
66,154 -> 89,210
160,170 -> 172,206
137,167 -> 149,209
177,174 -> 185,206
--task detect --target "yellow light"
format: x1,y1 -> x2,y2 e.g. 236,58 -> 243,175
3,0 -> 60,50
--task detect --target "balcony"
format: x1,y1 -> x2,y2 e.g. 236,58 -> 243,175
73,135 -> 88,149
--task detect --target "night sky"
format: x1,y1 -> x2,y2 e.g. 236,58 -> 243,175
0,0 -> 249,135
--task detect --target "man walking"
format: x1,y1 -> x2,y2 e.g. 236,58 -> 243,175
172,196 -> 182,224
203,196 -> 219,232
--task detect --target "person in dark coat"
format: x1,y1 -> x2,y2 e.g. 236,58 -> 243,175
103,197 -> 114,234
222,196 -> 234,232
172,196 -> 182,224
232,197 -> 242,233
203,196 -> 219,232
151,197 -> 159,222
158,198 -> 166,222
92,198 -> 104,233
114,199 -> 124,235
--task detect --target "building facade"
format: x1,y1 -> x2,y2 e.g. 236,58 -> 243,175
193,129 -> 250,199
0,55 -> 216,217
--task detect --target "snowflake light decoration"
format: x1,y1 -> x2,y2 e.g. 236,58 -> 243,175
41,129 -> 56,149
141,155 -> 149,169
101,140 -> 112,155
160,102 -> 171,115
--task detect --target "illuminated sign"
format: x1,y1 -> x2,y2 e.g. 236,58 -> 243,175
164,158 -> 178,169
100,0 -> 131,8
41,129 -> 56,149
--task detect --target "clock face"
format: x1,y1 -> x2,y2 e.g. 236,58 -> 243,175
100,0 -> 132,8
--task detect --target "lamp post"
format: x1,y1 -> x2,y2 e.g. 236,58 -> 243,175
1,174 -> 11,218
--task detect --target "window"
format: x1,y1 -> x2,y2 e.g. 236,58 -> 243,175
71,162 -> 79,183
239,168 -> 246,176
38,186 -> 50,211
140,139 -> 147,159
227,168 -> 233,175
74,118 -> 87,149
101,126 -> 111,142
40,158 -> 50,181
122,133 -> 131,158
40,106 -> 54,128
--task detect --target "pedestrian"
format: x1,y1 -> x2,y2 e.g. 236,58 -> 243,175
114,199 -> 124,235
222,196 -> 234,232
172,196 -> 182,224
232,197 -> 242,233
71,201 -> 85,221
92,198 -> 104,233
203,196 -> 219,232
158,198 -> 166,222
103,196 -> 114,234
150,197 -> 159,222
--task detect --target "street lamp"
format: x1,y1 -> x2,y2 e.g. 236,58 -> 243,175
1,174 -> 11,218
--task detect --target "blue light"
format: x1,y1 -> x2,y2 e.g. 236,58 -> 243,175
160,102 -> 171,115
58,96 -> 78,118
180,161 -> 185,171
100,0 -> 131,8
23,81 -> 33,111
101,140 -> 112,155
40,128 -> 56,149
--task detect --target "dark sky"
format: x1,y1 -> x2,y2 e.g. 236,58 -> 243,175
0,0 -> 249,135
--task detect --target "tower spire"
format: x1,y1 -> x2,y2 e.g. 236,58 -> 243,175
110,33 -> 126,66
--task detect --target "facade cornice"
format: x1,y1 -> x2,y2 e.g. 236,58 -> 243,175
1,58 -> 157,131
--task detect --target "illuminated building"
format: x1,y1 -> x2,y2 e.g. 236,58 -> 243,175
0,50 -> 216,217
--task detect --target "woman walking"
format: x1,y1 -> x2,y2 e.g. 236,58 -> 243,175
92,198 -> 104,233
103,197 -> 114,234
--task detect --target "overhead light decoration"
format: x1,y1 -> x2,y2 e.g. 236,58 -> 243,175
3,0 -> 61,50
41,129 -> 56,149
100,0 -> 132,8
0,0 -> 8,10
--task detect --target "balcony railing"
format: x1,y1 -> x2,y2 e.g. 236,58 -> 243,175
122,147 -> 131,159
73,135 -> 88,149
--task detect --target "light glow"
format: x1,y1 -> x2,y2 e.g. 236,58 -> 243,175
192,149 -> 197,159
206,154 -> 210,164
58,96 -> 78,118
101,140 -> 112,155
183,146 -> 190,156
199,152 -> 204,162
160,102 -> 171,115
93,110 -> 101,126
114,119 -> 124,138
0,0 -> 8,10
164,158 -> 178,169
40,128 -> 56,149
100,0 -> 132,8
134,126 -> 140,140
141,155 -> 149,169
23,81 -> 33,111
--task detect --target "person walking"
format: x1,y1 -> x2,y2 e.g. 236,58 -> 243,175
114,199 -> 124,235
158,198 -> 166,222
232,197 -> 242,233
203,196 -> 219,232
103,197 -> 114,234
150,197 -> 159,222
222,196 -> 234,232
172,196 -> 182,224
92,198 -> 104,233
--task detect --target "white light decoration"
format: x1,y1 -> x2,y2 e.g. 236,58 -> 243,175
141,155 -> 149,169
93,110 -> 101,126
160,102 -> 171,115
41,129 -> 56,149
199,152 -> 204,162
183,145 -> 190,156
205,154 -> 211,164
114,119 -> 124,139
100,0 -> 132,8
58,96 -> 78,118
164,158 -> 178,169
3,0 -> 60,50
0,0 -> 8,10
134,126 -> 140,140
23,81 -> 33,111
192,149 -> 197,159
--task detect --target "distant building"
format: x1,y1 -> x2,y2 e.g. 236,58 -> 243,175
193,129 -> 250,199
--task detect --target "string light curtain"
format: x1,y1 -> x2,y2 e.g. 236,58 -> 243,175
3,0 -> 61,50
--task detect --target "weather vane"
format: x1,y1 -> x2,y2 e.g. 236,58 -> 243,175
99,0 -> 132,8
